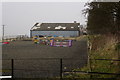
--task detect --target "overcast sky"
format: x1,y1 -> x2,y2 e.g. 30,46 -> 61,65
2,2 -> 87,37
1,0 -> 120,38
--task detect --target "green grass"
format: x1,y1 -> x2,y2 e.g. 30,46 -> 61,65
65,34 -> 120,79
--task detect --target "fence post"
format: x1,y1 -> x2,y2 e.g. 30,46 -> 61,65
60,58 -> 63,79
11,59 -> 14,78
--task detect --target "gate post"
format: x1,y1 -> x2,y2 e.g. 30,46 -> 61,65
60,58 -> 63,79
11,59 -> 14,78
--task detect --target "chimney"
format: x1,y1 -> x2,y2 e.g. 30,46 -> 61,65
74,21 -> 77,23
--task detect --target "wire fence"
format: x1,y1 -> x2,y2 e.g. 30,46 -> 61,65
1,58 -> 120,79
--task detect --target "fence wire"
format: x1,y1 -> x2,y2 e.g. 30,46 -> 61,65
1,58 -> 120,78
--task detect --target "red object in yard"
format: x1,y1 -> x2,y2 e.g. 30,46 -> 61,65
3,42 -> 9,44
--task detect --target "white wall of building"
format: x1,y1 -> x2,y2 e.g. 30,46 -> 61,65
31,31 -> 79,37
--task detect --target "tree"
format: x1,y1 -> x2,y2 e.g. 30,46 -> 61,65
84,2 -> 120,35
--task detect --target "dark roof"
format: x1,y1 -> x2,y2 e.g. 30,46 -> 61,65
31,23 -> 80,31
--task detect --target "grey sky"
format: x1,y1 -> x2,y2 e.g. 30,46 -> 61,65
0,2 -> 2,39
2,2 -> 86,37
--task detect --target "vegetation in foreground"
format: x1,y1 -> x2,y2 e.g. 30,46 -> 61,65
64,34 -> 120,78
64,1 -> 119,79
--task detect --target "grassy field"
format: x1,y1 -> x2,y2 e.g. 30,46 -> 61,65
67,34 -> 120,79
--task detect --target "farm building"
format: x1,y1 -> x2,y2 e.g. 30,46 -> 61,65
30,22 -> 80,37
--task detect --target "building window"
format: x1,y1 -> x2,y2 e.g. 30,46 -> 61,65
55,26 -> 66,29
48,27 -> 51,29
71,27 -> 74,28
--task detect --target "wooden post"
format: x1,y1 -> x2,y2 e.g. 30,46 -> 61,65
11,59 -> 14,78
60,58 -> 63,80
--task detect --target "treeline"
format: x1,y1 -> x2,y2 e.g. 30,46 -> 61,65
85,2 -> 120,35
